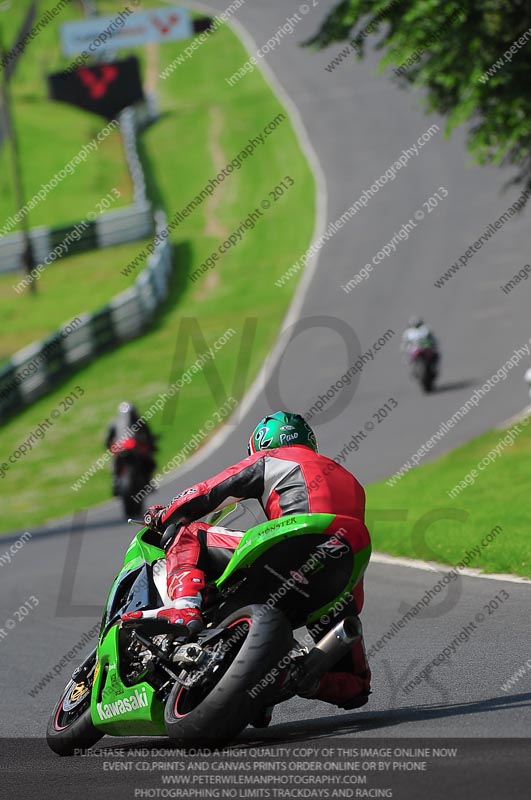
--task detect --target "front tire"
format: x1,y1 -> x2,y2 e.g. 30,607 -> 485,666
165,604 -> 292,746
123,494 -> 142,518
46,654 -> 103,756
421,372 -> 434,392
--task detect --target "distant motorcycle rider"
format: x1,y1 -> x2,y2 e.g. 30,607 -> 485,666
105,402 -> 157,494
401,316 -> 439,359
125,411 -> 372,711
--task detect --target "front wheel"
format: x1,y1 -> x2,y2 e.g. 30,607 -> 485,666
421,371 -> 434,392
123,494 -> 142,518
165,605 -> 292,746
421,362 -> 437,392
46,652 -> 103,756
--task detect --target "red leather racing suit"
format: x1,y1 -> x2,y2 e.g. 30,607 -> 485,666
157,444 -> 372,706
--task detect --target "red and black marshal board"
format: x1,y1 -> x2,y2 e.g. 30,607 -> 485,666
48,56 -> 144,120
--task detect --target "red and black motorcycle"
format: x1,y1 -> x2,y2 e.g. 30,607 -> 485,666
111,437 -> 155,518
408,340 -> 439,393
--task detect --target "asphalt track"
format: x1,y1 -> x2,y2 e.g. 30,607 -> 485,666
1,1 -> 529,797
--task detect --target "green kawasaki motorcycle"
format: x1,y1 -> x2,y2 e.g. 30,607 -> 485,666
47,504 -> 371,755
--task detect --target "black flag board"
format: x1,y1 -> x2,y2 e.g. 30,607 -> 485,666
47,56 -> 144,120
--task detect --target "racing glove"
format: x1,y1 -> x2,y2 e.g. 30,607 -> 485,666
144,504 -> 165,532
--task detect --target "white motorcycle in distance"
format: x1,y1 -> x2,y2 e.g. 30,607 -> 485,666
402,319 -> 440,393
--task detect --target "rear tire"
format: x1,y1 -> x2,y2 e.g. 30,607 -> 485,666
165,604 -> 292,746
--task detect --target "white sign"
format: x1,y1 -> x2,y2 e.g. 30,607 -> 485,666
60,8 -> 193,57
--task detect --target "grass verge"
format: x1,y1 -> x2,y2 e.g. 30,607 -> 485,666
0,237 -> 148,357
0,2 -> 315,533
366,416 -> 531,578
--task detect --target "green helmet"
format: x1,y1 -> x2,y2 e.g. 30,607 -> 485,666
247,411 -> 318,455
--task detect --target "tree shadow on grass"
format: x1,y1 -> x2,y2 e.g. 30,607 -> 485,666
147,240 -> 193,335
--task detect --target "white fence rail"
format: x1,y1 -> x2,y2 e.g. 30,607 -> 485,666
0,215 -> 172,422
0,102 -> 172,422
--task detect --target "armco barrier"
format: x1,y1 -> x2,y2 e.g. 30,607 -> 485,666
0,106 -> 154,274
120,106 -> 149,206
0,203 -> 154,274
1,103 -> 171,422
0,214 -> 172,423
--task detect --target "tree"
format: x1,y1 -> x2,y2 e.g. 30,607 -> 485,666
306,0 -> 531,193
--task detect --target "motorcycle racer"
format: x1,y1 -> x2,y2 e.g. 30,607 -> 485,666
401,316 -> 439,358
124,411 -> 372,711
401,317 -> 440,392
105,402 -> 157,495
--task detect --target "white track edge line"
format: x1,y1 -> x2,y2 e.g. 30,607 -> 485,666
497,404 -> 531,429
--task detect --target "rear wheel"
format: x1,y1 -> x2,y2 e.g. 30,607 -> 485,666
164,604 -> 292,746
46,653 -> 103,756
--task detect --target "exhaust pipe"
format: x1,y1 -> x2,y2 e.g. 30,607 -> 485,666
297,617 -> 361,693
